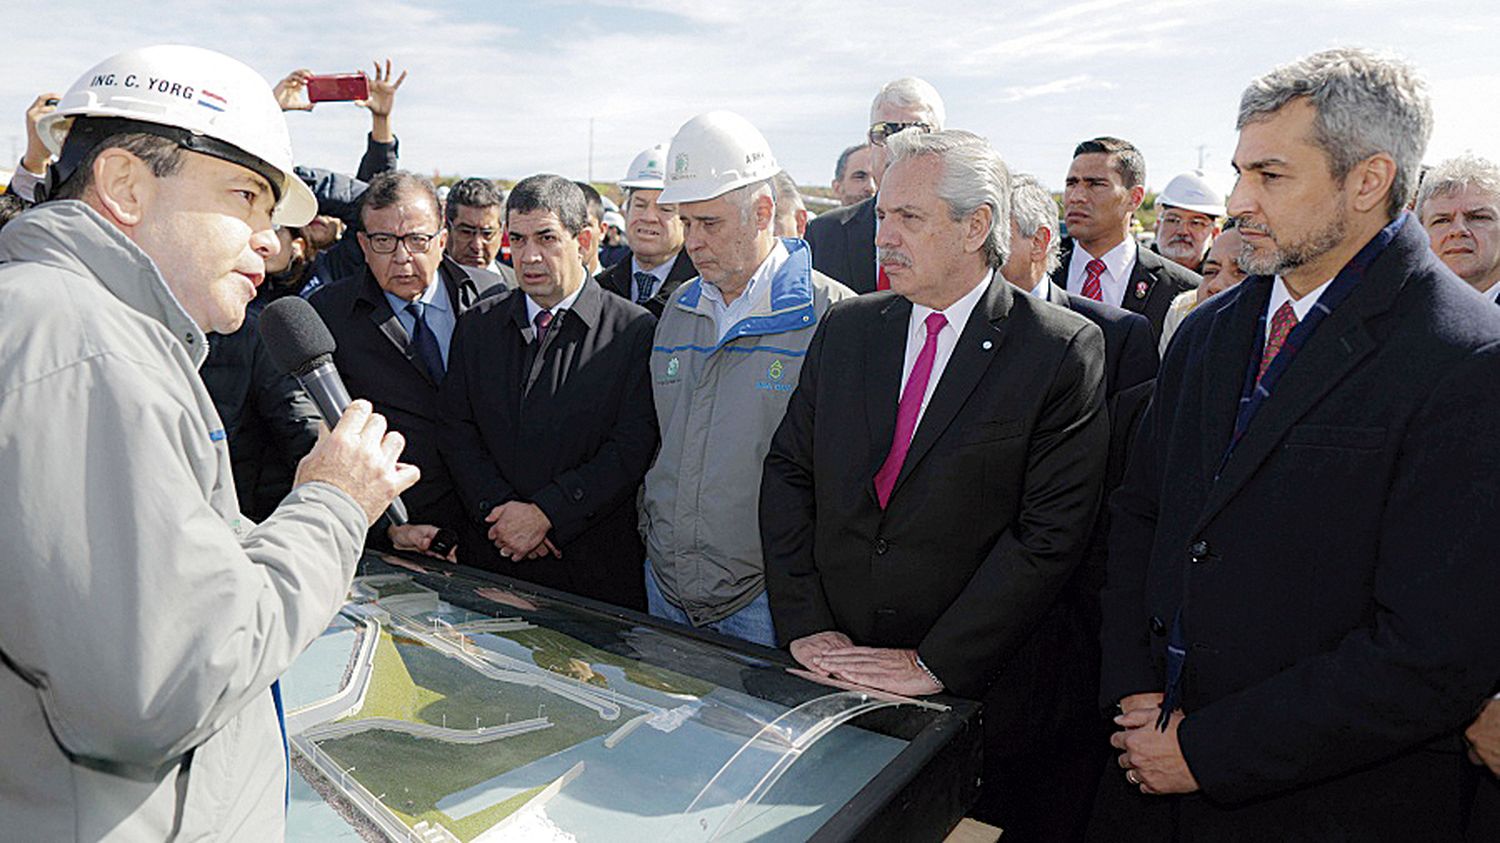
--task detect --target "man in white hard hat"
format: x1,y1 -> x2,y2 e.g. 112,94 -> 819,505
806,77 -> 945,293
0,45 -> 416,839
641,110 -> 854,646
1152,170 -> 1227,272
596,142 -> 696,317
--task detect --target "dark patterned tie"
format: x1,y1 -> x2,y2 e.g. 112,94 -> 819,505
633,271 -> 657,305
1258,300 -> 1298,382
534,309 -> 554,345
404,301 -> 445,381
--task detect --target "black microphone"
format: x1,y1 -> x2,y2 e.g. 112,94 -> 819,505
259,296 -> 409,526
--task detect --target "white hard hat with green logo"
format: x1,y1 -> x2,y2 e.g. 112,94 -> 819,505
657,111 -> 779,205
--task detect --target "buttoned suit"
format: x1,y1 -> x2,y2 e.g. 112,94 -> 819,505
438,278 -> 658,610
761,276 -> 1109,836
1097,218 -> 1500,840
1052,240 -> 1200,343
307,256 -> 505,534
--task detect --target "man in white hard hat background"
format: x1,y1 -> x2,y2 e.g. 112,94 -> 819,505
597,142 -> 697,317
0,45 -> 416,839
1151,170 -> 1227,273
640,110 -> 854,646
806,77 -> 945,293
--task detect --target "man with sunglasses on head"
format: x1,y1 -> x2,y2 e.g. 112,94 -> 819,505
310,170 -> 505,557
805,77 -> 944,293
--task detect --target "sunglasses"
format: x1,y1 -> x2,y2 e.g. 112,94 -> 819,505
868,120 -> 934,146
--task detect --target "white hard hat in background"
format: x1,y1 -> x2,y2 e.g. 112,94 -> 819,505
39,44 -> 317,226
618,142 -> 670,191
1157,170 -> 1226,218
601,210 -> 626,230
657,111 -> 779,205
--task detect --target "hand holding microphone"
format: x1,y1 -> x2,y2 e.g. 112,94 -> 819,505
261,297 -> 417,527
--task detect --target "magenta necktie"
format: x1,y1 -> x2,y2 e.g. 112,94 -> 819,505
874,311 -> 947,508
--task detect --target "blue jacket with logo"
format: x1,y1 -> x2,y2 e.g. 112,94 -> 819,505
643,238 -> 854,625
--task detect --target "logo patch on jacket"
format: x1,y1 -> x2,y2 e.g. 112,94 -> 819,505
756,359 -> 794,393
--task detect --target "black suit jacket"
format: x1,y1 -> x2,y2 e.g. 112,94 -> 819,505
307,256 -> 505,533
1040,279 -> 1158,398
596,250 -> 697,318
1100,217 -> 1500,838
438,278 -> 658,610
1052,241 -> 1200,342
804,196 -> 877,293
762,277 -> 1107,705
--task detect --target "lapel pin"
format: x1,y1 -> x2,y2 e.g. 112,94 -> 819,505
982,340 -> 993,350
1134,280 -> 1150,299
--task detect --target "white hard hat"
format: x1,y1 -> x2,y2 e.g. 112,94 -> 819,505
618,142 -> 669,191
601,209 -> 626,229
39,45 -> 317,226
657,111 -> 779,205
1157,171 -> 1226,218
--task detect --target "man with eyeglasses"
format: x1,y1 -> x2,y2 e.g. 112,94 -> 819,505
597,142 -> 697,318
1151,170 -> 1226,273
310,170 -> 506,556
444,176 -> 518,286
805,77 -> 945,293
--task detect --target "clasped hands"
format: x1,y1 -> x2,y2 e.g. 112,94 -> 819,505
1110,691 -> 1200,795
788,631 -> 941,696
486,501 -> 560,560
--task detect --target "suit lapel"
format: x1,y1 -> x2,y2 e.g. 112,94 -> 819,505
864,296 -> 910,505
357,273 -> 438,387
1044,278 -> 1069,308
1196,278 -> 1270,489
892,278 -> 1010,496
1192,279 -> 1383,533
1122,250 -> 1158,316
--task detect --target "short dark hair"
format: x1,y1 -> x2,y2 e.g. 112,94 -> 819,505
834,143 -> 867,181
574,181 -> 604,225
51,127 -> 186,202
443,177 -> 504,223
506,174 -> 589,236
1072,136 -> 1145,188
360,170 -> 441,228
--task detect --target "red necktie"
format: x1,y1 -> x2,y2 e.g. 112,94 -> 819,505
873,312 -> 947,508
877,265 -> 891,291
1258,300 -> 1297,382
1081,258 -> 1105,301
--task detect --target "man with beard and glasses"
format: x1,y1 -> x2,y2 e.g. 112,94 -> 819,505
1151,171 -> 1225,273
1094,48 -> 1500,840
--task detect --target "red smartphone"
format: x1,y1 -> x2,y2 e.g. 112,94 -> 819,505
305,73 -> 369,103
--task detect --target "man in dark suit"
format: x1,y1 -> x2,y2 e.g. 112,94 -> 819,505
762,129 -> 1108,840
1052,136 -> 1199,341
596,143 -> 696,317
439,175 -> 657,610
308,171 -> 504,553
1098,49 -> 1500,841
805,77 -> 946,293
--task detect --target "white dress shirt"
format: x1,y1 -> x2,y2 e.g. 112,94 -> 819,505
1267,274 -> 1335,324
1026,276 -> 1053,300
900,270 -> 992,427
1066,237 -> 1137,307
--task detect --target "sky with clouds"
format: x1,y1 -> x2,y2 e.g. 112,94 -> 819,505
6,0 -> 1500,199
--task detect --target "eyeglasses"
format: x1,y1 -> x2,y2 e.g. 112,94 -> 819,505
364,231 -> 439,254
1159,212 -> 1215,233
450,222 -> 499,240
868,120 -> 934,147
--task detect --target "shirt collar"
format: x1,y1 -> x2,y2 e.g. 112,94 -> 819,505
911,268 -> 992,342
383,268 -> 446,315
1268,274 -> 1336,323
700,240 -> 787,309
525,280 -> 586,323
632,251 -> 678,283
1075,235 -> 1136,281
